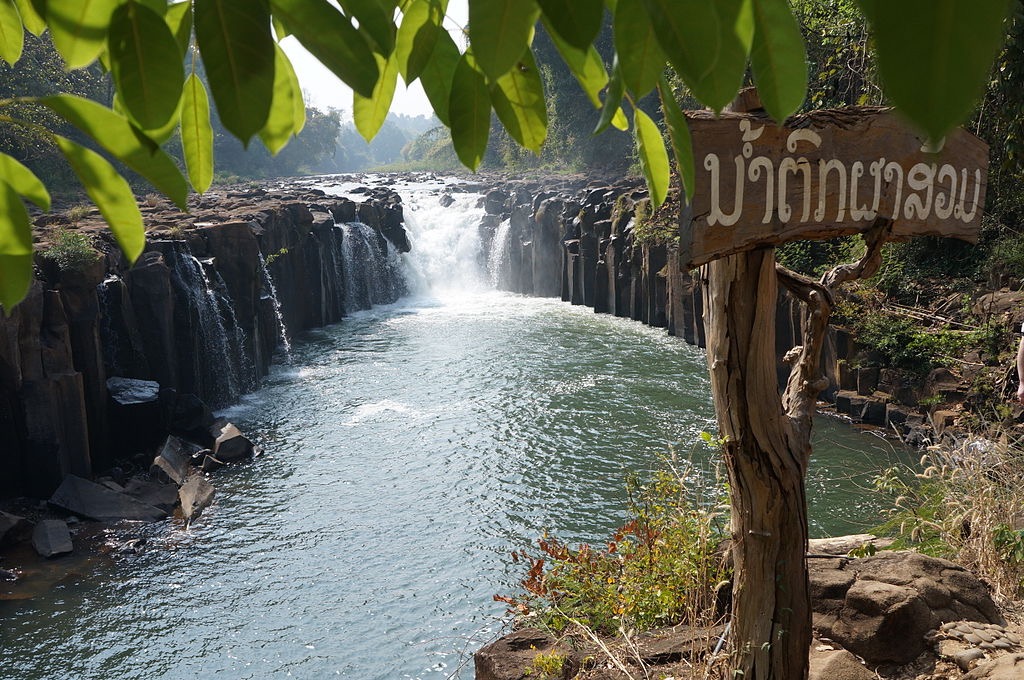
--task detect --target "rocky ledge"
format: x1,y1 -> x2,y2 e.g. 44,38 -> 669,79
476,541 -> 1024,680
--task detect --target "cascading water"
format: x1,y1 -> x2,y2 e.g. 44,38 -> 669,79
258,253 -> 292,359
486,218 -> 512,289
339,221 -> 406,313
400,190 -> 490,295
164,247 -> 248,408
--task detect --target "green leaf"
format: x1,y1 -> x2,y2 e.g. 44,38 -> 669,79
750,0 -> 806,122
540,18 -> 607,107
196,0 -> 275,143
857,0 -> 1011,141
419,28 -> 460,126
0,253 -> 32,313
165,1 -> 193,55
633,108 -> 669,208
109,2 -> 185,131
54,136 -> 145,264
490,48 -> 547,154
0,179 -> 31,256
469,0 -> 540,81
260,44 -> 300,154
13,0 -> 45,36
0,174 -> 32,310
181,73 -> 214,193
0,152 -> 50,210
536,0 -> 603,50
643,0 -> 752,111
449,53 -> 491,170
271,0 -> 379,98
0,0 -> 24,65
396,0 -> 445,83
42,94 -> 189,209
283,48 -> 306,136
339,0 -> 396,55
614,0 -> 667,96
595,56 -> 626,134
658,76 -> 694,201
46,0 -> 120,68
134,0 -> 166,15
354,52 -> 399,142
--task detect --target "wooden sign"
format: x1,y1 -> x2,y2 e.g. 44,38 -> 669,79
679,107 -> 989,269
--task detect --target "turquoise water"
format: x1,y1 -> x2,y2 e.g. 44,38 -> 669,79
0,184 -> 913,679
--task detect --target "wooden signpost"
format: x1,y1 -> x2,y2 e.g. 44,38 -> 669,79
681,106 -> 989,268
682,100 -> 988,679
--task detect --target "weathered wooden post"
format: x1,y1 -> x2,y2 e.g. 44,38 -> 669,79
680,96 -> 989,679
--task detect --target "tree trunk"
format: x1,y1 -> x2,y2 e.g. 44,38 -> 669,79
702,248 -> 812,679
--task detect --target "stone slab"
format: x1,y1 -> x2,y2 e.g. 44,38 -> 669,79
50,475 -> 168,522
31,519 -> 72,558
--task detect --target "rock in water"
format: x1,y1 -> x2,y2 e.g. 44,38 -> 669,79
211,423 -> 254,463
31,519 -> 73,558
0,511 -> 31,547
49,475 -> 168,522
150,435 -> 199,485
178,475 -> 215,521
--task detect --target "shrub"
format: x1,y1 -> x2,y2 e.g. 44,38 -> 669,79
42,228 -> 99,272
497,456 -> 730,636
873,437 -> 1024,598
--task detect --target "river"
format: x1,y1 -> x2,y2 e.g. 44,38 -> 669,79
0,179 -> 913,679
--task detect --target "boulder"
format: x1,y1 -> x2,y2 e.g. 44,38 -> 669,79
0,511 -> 31,547
123,477 -> 180,513
212,422 -> 254,463
810,551 -> 1003,665
178,475 -> 215,521
475,628 -> 577,680
809,645 -> 875,680
808,534 -> 892,556
31,519 -> 73,558
150,435 -> 199,486
965,653 -> 1024,679
49,474 -> 168,522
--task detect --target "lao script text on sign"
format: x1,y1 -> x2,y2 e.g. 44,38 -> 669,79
679,107 -> 989,269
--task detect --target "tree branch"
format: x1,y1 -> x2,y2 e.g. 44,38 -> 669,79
778,218 -> 893,454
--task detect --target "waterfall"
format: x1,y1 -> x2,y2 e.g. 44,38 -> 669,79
339,221 -> 405,314
258,253 -> 292,360
487,218 -> 512,289
165,247 -> 249,408
400,190 -> 490,295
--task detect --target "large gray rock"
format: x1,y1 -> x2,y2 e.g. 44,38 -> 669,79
809,645 -> 875,680
123,477 -> 180,513
212,422 -> 254,463
31,519 -> 73,558
810,551 -> 1003,665
50,475 -> 168,522
150,435 -> 198,485
0,511 -> 31,546
178,475 -> 215,521
106,377 -> 160,405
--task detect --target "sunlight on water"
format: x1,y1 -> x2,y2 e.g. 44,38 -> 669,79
0,178 -> 915,680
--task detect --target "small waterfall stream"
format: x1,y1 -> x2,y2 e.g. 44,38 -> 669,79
340,221 -> 406,313
258,253 -> 292,359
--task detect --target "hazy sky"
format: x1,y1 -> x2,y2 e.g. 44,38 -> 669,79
281,1 -> 468,121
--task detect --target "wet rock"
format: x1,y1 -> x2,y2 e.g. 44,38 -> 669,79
50,474 -> 168,522
31,519 -> 73,558
178,475 -> 215,521
212,423 -> 254,463
123,477 -> 180,513
0,511 -> 31,547
169,392 -> 215,445
107,376 -> 164,457
150,435 -> 199,486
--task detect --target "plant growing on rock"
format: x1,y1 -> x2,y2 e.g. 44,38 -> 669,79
873,437 -> 1024,599
40,227 -> 99,272
498,457 -> 730,637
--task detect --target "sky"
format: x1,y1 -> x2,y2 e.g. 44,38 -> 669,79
280,1 -> 468,121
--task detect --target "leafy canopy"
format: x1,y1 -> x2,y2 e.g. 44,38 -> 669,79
0,0 -> 1014,311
